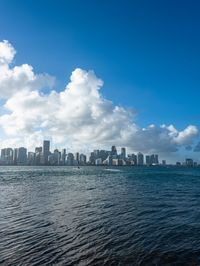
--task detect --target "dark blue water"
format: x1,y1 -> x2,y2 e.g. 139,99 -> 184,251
1,166 -> 200,265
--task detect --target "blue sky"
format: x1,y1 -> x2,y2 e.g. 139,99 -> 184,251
0,0 -> 200,161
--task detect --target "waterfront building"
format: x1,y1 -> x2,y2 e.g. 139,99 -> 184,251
146,154 -> 159,165
53,149 -> 61,165
127,154 -> 137,165
89,152 -> 95,164
185,158 -> 193,167
17,147 -> 27,165
137,152 -> 144,165
121,147 -> 126,160
103,155 -> 112,165
94,150 -> 100,157
112,159 -> 118,165
66,153 -> 74,166
79,154 -> 87,165
1,148 -> 13,165
112,158 -> 126,166
35,147 -> 42,165
154,154 -> 159,164
75,152 -> 80,164
146,155 -> 151,165
132,154 -> 137,165
13,148 -> 18,165
43,140 -> 50,165
111,146 -> 117,157
0,141 -> 171,166
150,154 -> 159,165
27,152 -> 36,165
61,149 -> 66,165
95,158 -> 102,165
99,150 -> 109,161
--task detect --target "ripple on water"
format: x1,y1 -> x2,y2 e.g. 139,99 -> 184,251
1,166 -> 200,265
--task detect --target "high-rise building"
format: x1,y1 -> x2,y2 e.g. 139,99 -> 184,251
146,155 -> 151,165
99,150 -> 109,161
35,147 -> 42,153
13,148 -> 18,165
27,152 -> 36,165
131,154 -> 137,165
48,154 -> 55,165
53,149 -> 61,165
154,154 -> 159,164
185,158 -> 193,167
79,154 -> 87,165
150,154 -> 155,165
89,152 -> 95,164
146,154 -> 159,165
61,149 -> 66,165
66,153 -> 74,165
17,147 -> 27,165
94,150 -> 99,157
43,140 -> 50,165
111,146 -> 117,157
127,153 -> 137,165
95,158 -> 102,165
35,147 -> 42,165
1,148 -> 13,165
121,148 -> 126,160
137,152 -> 144,165
103,155 -> 112,165
75,152 -> 79,164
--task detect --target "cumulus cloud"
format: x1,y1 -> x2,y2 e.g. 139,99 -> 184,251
0,40 -> 55,98
0,40 -> 16,65
0,40 -> 198,153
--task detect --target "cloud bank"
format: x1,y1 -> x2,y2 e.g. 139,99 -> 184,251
0,40 -> 198,153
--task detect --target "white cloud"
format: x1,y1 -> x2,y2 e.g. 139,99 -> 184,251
0,40 -> 55,98
0,40 -> 198,153
0,40 -> 16,65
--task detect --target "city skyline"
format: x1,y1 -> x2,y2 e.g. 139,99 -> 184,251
0,139 -> 198,167
0,1 -> 200,163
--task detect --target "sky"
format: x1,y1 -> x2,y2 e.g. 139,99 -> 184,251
0,0 -> 200,162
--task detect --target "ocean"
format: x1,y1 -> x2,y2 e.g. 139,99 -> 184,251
0,166 -> 200,265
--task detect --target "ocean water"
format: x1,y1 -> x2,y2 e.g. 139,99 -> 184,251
1,166 -> 200,265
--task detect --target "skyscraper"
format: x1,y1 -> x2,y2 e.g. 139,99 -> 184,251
121,147 -> 126,160
61,149 -> 66,165
43,140 -> 50,165
75,152 -> 80,164
111,146 -> 117,158
154,154 -> 159,164
53,149 -> 61,165
137,152 -> 144,166
1,148 -> 13,165
185,158 -> 193,167
66,153 -> 74,166
27,152 -> 36,165
79,154 -> 87,165
35,147 -> 42,165
146,155 -> 151,165
13,148 -> 18,165
17,147 -> 27,165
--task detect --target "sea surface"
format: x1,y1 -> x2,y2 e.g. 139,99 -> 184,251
1,166 -> 200,265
